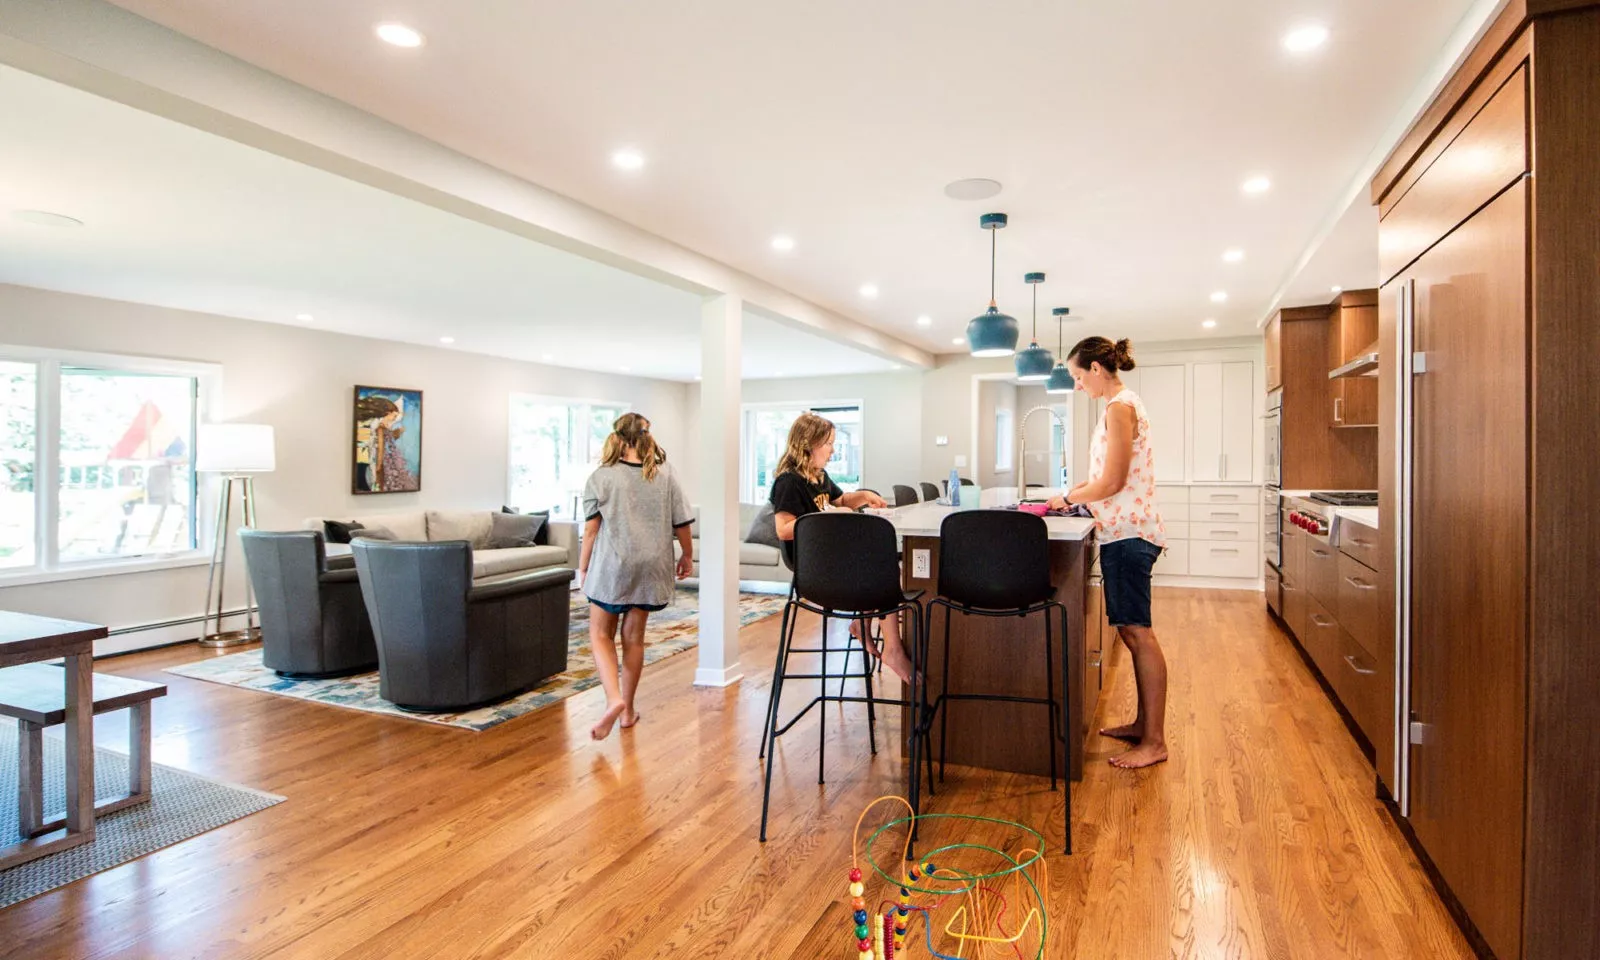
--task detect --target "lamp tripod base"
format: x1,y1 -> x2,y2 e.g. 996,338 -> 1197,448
199,628 -> 259,649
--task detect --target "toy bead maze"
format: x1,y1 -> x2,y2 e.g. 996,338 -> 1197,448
845,797 -> 1048,959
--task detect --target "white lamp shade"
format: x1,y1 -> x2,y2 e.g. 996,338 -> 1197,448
196,423 -> 276,473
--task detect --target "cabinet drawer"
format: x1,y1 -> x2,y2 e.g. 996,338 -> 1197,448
1190,521 -> 1257,542
1329,626 -> 1383,746
1337,553 -> 1382,659
1305,537 -> 1341,611
1265,563 -> 1282,617
1152,540 -> 1189,576
1188,485 -> 1254,505
1155,484 -> 1190,505
1162,502 -> 1190,522
1192,503 -> 1252,523
1163,521 -> 1190,541
1303,594 -> 1342,681
1280,519 -> 1305,585
1338,519 -> 1380,571
1280,573 -> 1308,644
1188,540 -> 1258,578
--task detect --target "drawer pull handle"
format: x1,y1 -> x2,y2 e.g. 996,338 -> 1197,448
1311,548 -> 1332,557
1310,615 -> 1333,628
1343,654 -> 1376,676
1209,495 -> 1241,501
1344,576 -> 1375,591
1211,529 -> 1239,535
1351,538 -> 1373,547
1210,512 -> 1241,518
1211,548 -> 1240,555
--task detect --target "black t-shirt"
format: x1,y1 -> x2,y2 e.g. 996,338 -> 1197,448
769,469 -> 844,566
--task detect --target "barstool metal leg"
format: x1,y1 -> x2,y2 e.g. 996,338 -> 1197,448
818,613 -> 828,785
1061,603 -> 1073,855
759,602 -> 798,841
939,605 -> 954,782
1044,603 -> 1058,791
861,618 -> 878,756
759,598 -> 797,760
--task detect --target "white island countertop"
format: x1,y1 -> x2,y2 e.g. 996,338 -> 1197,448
882,503 -> 1095,541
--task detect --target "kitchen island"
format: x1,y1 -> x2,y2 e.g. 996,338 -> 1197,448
885,504 -> 1100,782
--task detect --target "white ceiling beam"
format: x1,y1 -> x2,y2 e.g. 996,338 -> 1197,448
0,0 -> 933,368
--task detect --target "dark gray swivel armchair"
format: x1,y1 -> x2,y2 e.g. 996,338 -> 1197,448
350,539 -> 575,712
240,530 -> 377,679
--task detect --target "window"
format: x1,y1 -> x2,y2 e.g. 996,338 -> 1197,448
995,407 -> 1014,472
0,348 -> 208,580
740,402 -> 863,503
507,395 -> 628,519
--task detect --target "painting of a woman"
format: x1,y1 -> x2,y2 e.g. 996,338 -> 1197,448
353,387 -> 422,493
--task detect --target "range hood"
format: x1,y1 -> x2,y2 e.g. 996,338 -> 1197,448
1330,341 -> 1379,379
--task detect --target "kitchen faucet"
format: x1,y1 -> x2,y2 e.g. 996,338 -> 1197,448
1018,405 -> 1068,502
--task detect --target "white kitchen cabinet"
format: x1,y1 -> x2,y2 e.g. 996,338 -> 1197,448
1140,364 -> 1187,483
1189,361 -> 1254,482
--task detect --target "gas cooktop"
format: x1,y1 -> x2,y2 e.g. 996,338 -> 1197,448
1311,491 -> 1378,507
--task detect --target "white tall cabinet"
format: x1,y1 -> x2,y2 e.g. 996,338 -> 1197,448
1189,361 -> 1253,483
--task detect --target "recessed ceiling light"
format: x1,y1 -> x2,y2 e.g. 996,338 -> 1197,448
375,23 -> 425,48
1210,291 -> 1228,303
916,315 -> 932,328
1283,24 -> 1330,53
1242,176 -> 1272,195
1202,319 -> 1218,329
541,353 -> 553,362
775,371 -> 786,377
438,336 -> 455,344
891,363 -> 902,370
952,337 -> 964,345
1331,285 -> 1343,293
859,283 -> 879,299
611,148 -> 645,171
1222,249 -> 1245,263
693,375 -> 702,381
295,313 -> 314,322
770,235 -> 795,252
620,366 -> 631,373
12,209 -> 83,228
944,178 -> 1004,201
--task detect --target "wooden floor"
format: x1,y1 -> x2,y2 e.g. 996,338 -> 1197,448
0,589 -> 1474,959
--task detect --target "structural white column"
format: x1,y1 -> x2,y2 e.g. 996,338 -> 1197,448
694,294 -> 744,687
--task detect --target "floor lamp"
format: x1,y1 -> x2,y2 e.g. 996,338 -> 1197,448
196,423 -> 275,648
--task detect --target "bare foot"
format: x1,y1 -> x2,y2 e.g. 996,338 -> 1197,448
620,708 -> 642,729
590,701 -> 626,741
1109,741 -> 1169,769
1099,722 -> 1144,743
879,647 -> 917,687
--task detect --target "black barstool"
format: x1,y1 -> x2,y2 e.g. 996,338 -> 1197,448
919,482 -> 941,502
892,484 -> 920,506
759,512 -> 929,843
921,509 -> 1073,853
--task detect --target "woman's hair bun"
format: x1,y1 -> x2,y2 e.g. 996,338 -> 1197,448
1113,338 -> 1136,371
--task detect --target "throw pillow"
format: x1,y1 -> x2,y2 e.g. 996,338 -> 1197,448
744,503 -> 782,548
488,511 -> 544,549
502,506 -> 552,546
349,525 -> 397,541
323,520 -> 364,544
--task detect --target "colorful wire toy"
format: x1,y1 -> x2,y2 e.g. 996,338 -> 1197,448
847,796 -> 1048,960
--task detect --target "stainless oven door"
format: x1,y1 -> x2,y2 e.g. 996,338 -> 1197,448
1264,410 -> 1281,489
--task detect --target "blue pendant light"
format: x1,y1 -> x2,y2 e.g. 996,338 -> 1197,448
1014,271 -> 1054,380
1046,307 -> 1076,394
966,212 -> 1018,357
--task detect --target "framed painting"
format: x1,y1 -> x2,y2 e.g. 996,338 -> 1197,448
353,385 -> 422,494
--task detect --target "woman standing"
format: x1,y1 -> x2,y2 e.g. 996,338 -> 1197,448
579,413 -> 695,741
1048,337 -> 1169,769
769,412 -> 915,684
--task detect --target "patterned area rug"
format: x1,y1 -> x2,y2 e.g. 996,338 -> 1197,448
166,587 -> 787,731
0,718 -> 284,908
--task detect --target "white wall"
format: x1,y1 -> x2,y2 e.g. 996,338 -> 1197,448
683,370 -> 923,503
0,283 -> 690,650
975,379 -> 1016,488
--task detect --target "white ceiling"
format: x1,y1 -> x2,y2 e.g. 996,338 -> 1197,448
0,63 -> 897,382
104,0 -> 1479,349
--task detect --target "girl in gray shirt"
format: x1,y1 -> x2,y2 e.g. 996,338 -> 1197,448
579,413 -> 694,740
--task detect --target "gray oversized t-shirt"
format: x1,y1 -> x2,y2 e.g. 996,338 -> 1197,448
581,461 -> 694,606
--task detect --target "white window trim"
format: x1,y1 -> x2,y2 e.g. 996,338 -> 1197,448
738,398 -> 866,503
995,407 -> 1015,473
505,392 -> 631,512
0,343 -> 221,587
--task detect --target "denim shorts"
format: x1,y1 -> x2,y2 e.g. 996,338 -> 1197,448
587,597 -> 667,616
1100,538 -> 1162,627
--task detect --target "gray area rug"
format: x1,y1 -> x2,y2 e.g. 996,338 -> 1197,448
0,717 -> 283,909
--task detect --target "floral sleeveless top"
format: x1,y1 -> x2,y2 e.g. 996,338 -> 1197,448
1088,389 -> 1166,547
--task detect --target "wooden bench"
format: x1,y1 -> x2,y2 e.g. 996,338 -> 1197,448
0,663 -> 167,839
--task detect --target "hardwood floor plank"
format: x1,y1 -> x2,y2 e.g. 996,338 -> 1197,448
0,589 -> 1475,959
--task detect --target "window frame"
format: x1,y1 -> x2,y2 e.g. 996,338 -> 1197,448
0,344 -> 220,587
995,407 -> 1015,473
505,392 -> 632,519
738,398 -> 865,503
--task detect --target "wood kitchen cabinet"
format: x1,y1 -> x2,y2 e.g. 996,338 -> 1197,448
1327,290 -> 1378,428
1371,4 -> 1600,957
1276,305 -> 1376,490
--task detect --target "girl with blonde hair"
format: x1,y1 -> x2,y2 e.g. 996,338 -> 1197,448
579,413 -> 695,740
769,412 -> 915,684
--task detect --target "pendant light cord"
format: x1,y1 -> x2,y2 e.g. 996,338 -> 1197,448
988,228 -> 997,308
1032,284 -> 1039,340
